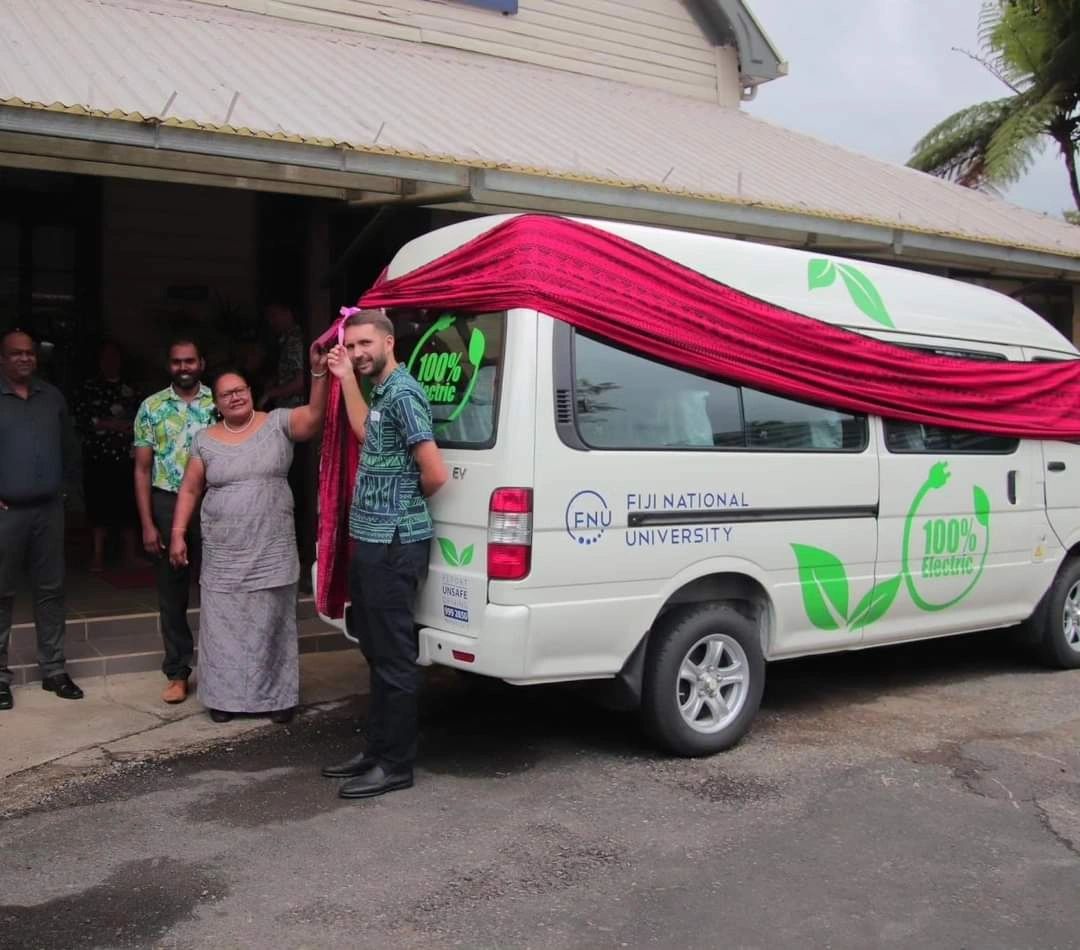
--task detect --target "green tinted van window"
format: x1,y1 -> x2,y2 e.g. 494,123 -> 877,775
392,310 -> 505,449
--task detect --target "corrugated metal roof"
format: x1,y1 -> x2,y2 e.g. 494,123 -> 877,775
1,0 -> 1078,260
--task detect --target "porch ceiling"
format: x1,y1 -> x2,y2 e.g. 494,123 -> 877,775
1,0 -> 1078,280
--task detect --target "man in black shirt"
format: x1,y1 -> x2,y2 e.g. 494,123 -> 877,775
0,328 -> 83,709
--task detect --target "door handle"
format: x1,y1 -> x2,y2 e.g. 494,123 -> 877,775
1007,470 -> 1017,505
1048,461 -> 1066,472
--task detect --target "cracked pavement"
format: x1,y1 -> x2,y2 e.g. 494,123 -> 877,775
2,630 -> 1079,949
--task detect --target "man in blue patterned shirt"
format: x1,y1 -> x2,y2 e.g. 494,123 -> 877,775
322,309 -> 447,800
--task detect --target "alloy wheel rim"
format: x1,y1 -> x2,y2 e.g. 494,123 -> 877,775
1061,582 -> 1080,654
675,633 -> 750,733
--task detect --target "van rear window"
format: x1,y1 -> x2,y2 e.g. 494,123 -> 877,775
389,310 -> 505,449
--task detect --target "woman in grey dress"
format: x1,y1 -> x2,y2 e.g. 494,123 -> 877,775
168,345 -> 328,723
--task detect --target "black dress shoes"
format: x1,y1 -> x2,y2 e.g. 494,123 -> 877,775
321,751 -> 379,779
41,673 -> 83,700
0,683 -> 12,710
269,707 -> 295,724
338,764 -> 414,800
209,709 -> 234,723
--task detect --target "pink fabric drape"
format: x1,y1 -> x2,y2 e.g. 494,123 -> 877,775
361,214 -> 1080,438
315,214 -> 1080,617
313,317 -> 357,620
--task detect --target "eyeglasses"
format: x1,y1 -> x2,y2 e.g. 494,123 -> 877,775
217,386 -> 250,401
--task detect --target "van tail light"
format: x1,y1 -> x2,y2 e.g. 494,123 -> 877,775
488,487 -> 532,581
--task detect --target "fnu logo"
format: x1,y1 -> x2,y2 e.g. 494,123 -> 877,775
566,490 -> 611,546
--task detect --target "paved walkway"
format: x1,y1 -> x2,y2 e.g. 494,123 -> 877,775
1,651 -> 367,814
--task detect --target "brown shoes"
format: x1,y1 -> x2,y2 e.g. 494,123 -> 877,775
162,679 -> 188,704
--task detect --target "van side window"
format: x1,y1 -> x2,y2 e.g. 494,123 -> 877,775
743,388 -> 862,450
884,421 -> 1018,454
572,332 -> 867,451
883,344 -> 1018,454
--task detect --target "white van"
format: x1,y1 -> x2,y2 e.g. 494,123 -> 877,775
320,214 -> 1080,757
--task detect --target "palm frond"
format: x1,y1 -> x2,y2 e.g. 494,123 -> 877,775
977,1 -> 1010,79
908,98 -> 1019,187
984,91 -> 1053,184
915,0 -> 1080,206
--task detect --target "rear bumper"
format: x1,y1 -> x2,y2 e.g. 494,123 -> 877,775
419,604 -> 530,678
312,561 -> 529,675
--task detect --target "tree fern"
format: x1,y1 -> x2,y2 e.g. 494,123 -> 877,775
909,0 -> 1080,213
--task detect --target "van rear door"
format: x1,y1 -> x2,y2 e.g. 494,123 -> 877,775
388,308 -> 534,640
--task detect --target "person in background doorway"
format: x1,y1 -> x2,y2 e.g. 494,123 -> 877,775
236,334 -> 271,410
320,310 -> 448,800
0,328 -> 84,710
168,345 -> 329,724
133,338 -> 216,705
75,340 -> 140,572
258,303 -> 314,591
258,303 -> 305,412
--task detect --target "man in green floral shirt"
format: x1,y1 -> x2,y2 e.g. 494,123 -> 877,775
133,338 -> 216,704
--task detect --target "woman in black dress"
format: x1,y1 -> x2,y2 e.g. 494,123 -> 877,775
75,341 -> 141,572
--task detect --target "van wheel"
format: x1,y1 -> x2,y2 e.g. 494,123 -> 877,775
1026,557 -> 1080,669
641,603 -> 764,757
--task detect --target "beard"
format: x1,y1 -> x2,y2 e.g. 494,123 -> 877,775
356,354 -> 387,379
171,371 -> 199,391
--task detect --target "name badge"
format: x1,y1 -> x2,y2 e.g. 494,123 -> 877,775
369,409 -> 381,422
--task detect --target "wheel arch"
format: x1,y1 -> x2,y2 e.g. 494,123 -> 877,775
606,562 -> 775,710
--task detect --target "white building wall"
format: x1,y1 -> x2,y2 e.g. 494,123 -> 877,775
191,0 -> 739,103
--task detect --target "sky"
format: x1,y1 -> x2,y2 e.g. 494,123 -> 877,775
743,0 -> 1074,219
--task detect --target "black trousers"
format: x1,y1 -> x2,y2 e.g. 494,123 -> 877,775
151,489 -> 200,681
347,535 -> 430,771
0,498 -> 66,685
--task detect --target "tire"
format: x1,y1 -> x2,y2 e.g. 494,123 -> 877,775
1024,557 -> 1080,670
640,603 -> 765,757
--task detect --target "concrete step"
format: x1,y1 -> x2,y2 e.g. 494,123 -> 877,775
8,600 -> 349,685
10,597 -> 319,650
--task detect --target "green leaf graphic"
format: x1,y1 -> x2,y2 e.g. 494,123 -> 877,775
468,328 -> 486,368
791,543 -> 850,630
848,575 -> 901,629
972,485 -> 991,528
837,264 -> 894,328
459,544 -> 475,567
808,259 -> 837,290
437,537 -> 460,567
